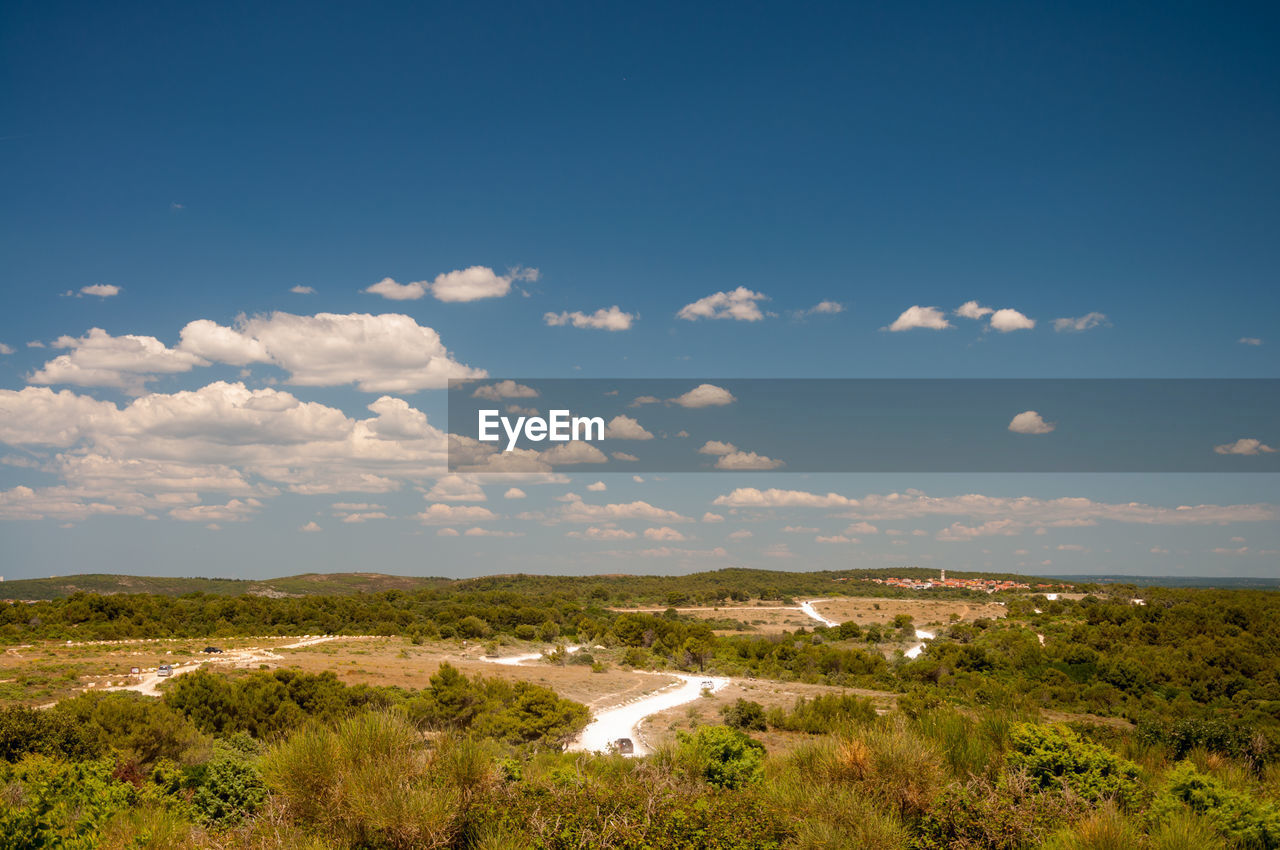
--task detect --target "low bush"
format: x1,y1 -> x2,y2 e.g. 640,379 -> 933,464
0,755 -> 135,849
262,711 -> 471,849
661,725 -> 766,790
721,698 -> 767,731
1151,761 -> 1280,848
1006,723 -> 1144,809
0,704 -> 102,763
765,693 -> 877,734
913,771 -> 1085,850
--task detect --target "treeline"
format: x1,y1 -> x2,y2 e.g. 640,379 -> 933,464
0,568 -> 1032,645
901,589 -> 1280,748
0,587 -> 591,642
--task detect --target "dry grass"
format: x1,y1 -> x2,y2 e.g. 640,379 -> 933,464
810,597 -> 1008,627
1,636 -> 683,710
611,603 -> 816,634
639,678 -> 897,753
612,596 -> 1008,636
0,635 -> 335,705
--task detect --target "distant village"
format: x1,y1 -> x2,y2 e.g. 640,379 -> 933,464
837,569 -> 1073,594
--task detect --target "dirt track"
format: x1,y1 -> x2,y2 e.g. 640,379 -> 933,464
102,635 -> 348,696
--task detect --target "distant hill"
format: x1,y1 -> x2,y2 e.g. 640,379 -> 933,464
1049,574 -> 1280,590
3,566 -> 1271,602
0,572 -> 453,600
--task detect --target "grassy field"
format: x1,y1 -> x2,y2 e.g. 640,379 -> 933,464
0,633 -> 903,751
809,597 -> 1008,627
612,596 -> 1007,634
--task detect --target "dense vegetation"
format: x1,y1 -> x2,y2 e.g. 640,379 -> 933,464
0,567 -> 1043,602
7,575 -> 1280,740
4,571 -> 1280,847
6,687 -> 1280,848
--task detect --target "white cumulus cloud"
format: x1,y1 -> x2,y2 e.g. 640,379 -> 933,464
1008,410 -> 1055,435
714,451 -> 784,470
713,486 -> 1275,527
988,308 -> 1036,332
1214,438 -> 1276,456
365,266 -> 538,303
567,527 -> 637,540
424,474 -> 487,502
797,300 -> 845,317
644,526 -> 686,541
955,301 -> 994,320
670,384 -> 736,408
30,328 -> 209,394
80,284 -> 121,298
886,305 -> 951,331
604,415 -> 654,440
415,503 -> 497,525
472,380 -> 538,400
544,306 -> 635,331
180,312 -> 485,392
677,287 -> 768,321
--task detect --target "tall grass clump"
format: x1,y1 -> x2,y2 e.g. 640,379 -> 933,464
1039,802 -> 1145,850
1146,807 -> 1227,850
262,711 -> 485,849
912,708 -> 999,781
769,716 -> 943,825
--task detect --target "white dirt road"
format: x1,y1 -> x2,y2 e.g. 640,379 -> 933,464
567,673 -> 729,756
478,645 -> 727,756
102,635 -> 345,696
799,599 -> 840,627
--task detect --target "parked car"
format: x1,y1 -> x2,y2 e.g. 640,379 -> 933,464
157,664 -> 173,677
201,646 -> 222,654
701,680 -> 714,690
612,738 -> 634,754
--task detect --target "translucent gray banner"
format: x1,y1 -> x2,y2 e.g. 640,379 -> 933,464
447,379 -> 1279,473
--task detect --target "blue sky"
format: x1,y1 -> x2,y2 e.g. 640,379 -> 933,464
0,1 -> 1277,580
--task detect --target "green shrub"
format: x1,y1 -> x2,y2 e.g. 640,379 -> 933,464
0,705 -> 102,763
405,663 -> 589,748
1006,723 -> 1144,808
1151,761 -> 1280,848
467,768 -> 788,849
913,771 -> 1085,850
55,691 -> 208,769
0,755 -> 135,850
667,725 -> 766,789
766,693 -> 877,734
721,698 -> 767,732
188,751 -> 267,825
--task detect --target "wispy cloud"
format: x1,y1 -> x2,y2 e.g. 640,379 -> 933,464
544,306 -> 635,330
